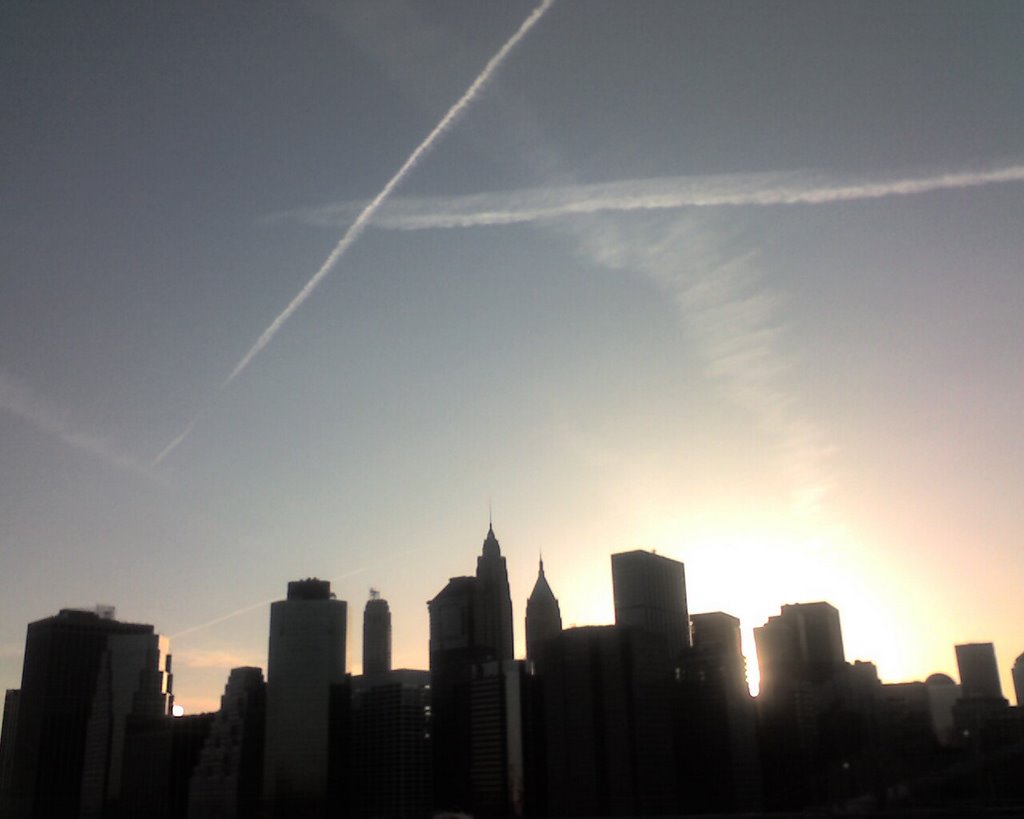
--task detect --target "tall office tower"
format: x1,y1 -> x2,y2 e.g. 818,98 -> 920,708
539,626 -> 675,818
754,602 -> 847,810
955,642 -> 1004,700
525,557 -> 561,663
1014,653 -> 1024,708
674,613 -> 761,813
611,549 -> 689,659
475,524 -> 515,662
263,579 -> 347,818
429,576 -> 482,815
7,607 -> 161,819
351,669 -> 432,819
80,632 -> 172,818
754,601 -> 845,694
363,590 -> 392,676
188,667 -> 266,819
469,660 -> 527,819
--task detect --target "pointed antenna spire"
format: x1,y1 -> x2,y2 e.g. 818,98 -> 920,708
539,549 -> 545,574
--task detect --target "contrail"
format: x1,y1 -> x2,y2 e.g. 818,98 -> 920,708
222,0 -> 554,389
167,539 -> 442,641
0,369 -> 155,478
152,418 -> 197,467
169,564 -> 371,640
153,1 -> 554,467
289,162 -> 1024,231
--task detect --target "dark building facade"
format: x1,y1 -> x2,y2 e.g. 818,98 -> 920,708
539,625 -> 675,817
674,612 -> 761,813
755,602 -> 846,694
611,549 -> 689,660
469,660 -> 527,819
955,642 -> 1005,701
80,631 -> 172,818
754,602 -> 850,809
362,590 -> 392,676
0,689 -> 20,815
524,558 -> 561,663
187,666 -> 266,819
351,669 -> 432,819
6,608 -> 162,819
263,578 -> 347,818
476,524 -> 515,662
429,575 -> 482,814
119,712 -> 214,819
428,526 -> 521,819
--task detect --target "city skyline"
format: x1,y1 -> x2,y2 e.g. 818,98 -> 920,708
2,1 -> 1023,715
3,530 -> 1022,716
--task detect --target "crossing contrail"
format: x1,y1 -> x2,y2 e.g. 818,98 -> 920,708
152,0 -> 555,466
288,162 -> 1024,232
221,0 -> 554,389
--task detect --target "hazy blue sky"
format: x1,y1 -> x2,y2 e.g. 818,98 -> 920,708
2,1 -> 1022,711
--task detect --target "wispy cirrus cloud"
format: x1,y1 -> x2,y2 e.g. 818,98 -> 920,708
272,159 -> 1023,514
278,162 -> 1024,231
0,370 -> 153,478
563,213 -> 836,514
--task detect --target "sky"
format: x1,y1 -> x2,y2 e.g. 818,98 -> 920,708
2,1 -> 1022,714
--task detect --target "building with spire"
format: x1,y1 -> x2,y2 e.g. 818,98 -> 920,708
428,525 -> 524,819
525,557 -> 561,662
475,524 -> 514,662
363,590 -> 392,676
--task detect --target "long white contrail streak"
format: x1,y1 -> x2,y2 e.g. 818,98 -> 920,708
221,0 -> 554,389
151,1 -> 554,467
293,162 -> 1024,231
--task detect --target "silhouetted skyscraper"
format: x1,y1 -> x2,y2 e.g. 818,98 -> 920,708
7,607 -> 162,819
363,590 -> 392,676
755,601 -> 845,694
429,575 -> 483,814
351,669 -> 432,819
80,631 -> 172,818
674,613 -> 761,813
119,710 -> 213,819
475,524 -> 514,662
263,579 -> 347,818
955,642 -> 1004,700
428,527 -> 521,819
754,602 -> 848,810
525,557 -> 561,662
611,549 -> 689,659
188,666 -> 266,819
539,625 -> 675,817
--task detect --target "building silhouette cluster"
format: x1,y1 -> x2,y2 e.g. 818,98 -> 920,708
1,525 -> 1023,817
